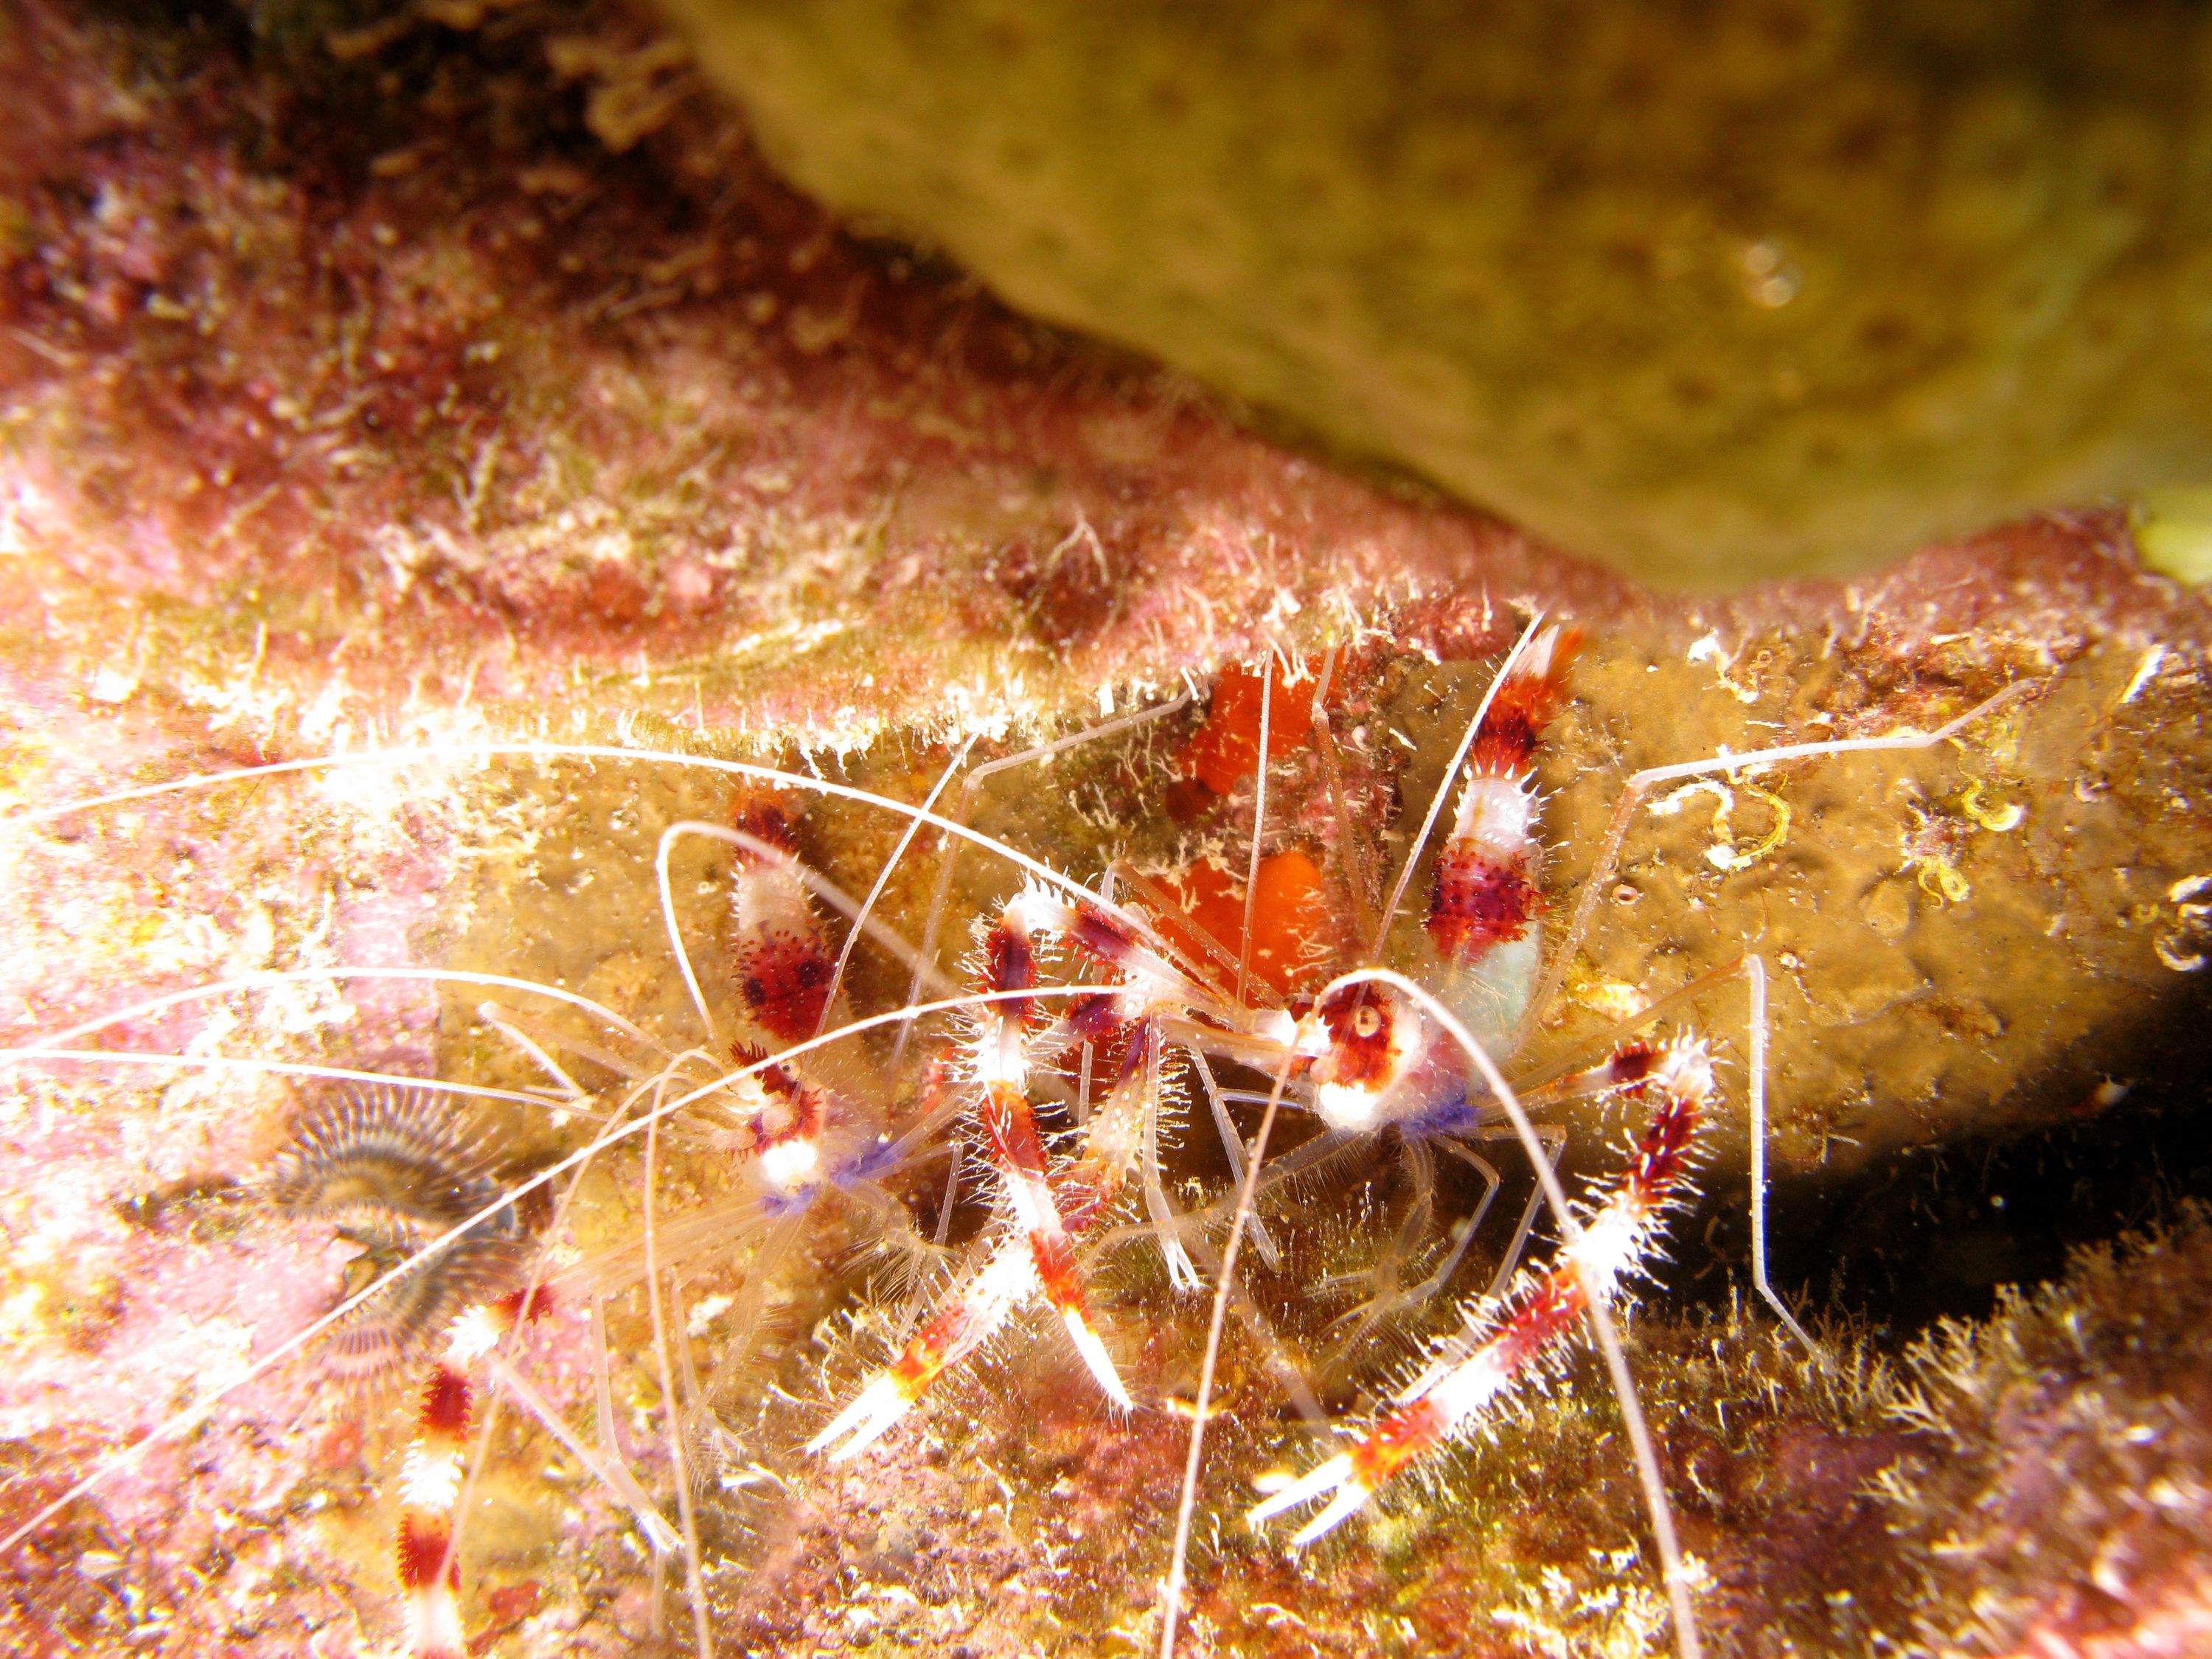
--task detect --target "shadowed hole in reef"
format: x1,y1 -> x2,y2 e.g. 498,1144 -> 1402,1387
1670,978 -> 2212,1345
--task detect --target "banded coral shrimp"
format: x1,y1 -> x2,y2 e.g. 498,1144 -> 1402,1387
0,622 -> 2045,1659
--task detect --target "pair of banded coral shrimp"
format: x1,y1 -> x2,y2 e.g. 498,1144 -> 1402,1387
0,621 -> 2034,1659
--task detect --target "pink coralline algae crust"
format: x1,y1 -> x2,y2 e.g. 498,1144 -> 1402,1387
4,2 -> 2202,745
0,1117 -> 375,1655
0,0 -> 1636,746
2,7 -> 2212,1659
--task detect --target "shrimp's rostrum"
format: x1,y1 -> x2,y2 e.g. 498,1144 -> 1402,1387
0,622 -> 2045,1657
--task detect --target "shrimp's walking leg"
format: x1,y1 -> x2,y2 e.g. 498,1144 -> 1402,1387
809,891 -> 1188,1460
1399,1141 -> 1503,1304
1191,1051 -> 1281,1272
1467,1123 -> 1565,1298
970,894 -> 1130,1407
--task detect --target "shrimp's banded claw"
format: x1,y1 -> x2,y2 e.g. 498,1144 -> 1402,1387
1427,623 -> 1581,966
806,1291 -> 987,1464
808,871 -> 1200,1455
809,1213 -> 1135,1464
1248,1394 -> 1466,1545
809,1219 -> 1054,1460
1251,1038 -> 1713,1551
1062,1305 -> 1135,1411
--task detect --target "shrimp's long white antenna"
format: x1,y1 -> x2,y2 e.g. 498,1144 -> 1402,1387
20,965 -> 654,1053
1158,1039 -> 1298,1659
26,740 -> 1166,953
1234,653 -> 1274,1006
1307,644 -> 1382,953
0,983 -> 1103,1565
0,1048 -> 582,1115
1373,612 -> 1546,949
641,1070 -> 714,1658
1745,953 -> 1818,1357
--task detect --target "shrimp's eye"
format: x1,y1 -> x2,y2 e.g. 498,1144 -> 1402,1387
1352,1005 -> 1382,1039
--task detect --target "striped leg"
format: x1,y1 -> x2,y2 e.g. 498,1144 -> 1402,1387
966,892 -> 1133,1408
726,795 -> 838,1044
1427,624 -> 1579,965
394,1287 -> 554,1658
807,1105 -> 1156,1463
806,1224 -> 1043,1461
810,889 -> 1192,1458
1251,1040 -> 1711,1545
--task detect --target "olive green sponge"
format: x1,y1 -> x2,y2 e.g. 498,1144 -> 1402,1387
663,0 -> 2212,588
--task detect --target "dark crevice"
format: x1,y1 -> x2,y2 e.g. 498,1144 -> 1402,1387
1680,978 -> 2212,1344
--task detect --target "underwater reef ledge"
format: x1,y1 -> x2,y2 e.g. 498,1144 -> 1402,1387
0,5 -> 2209,1658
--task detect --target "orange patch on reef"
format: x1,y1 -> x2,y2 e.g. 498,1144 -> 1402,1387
1152,849 -> 1337,1000
314,1419 -> 364,1471
481,1582 -> 543,1629
1175,658 -> 1324,797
